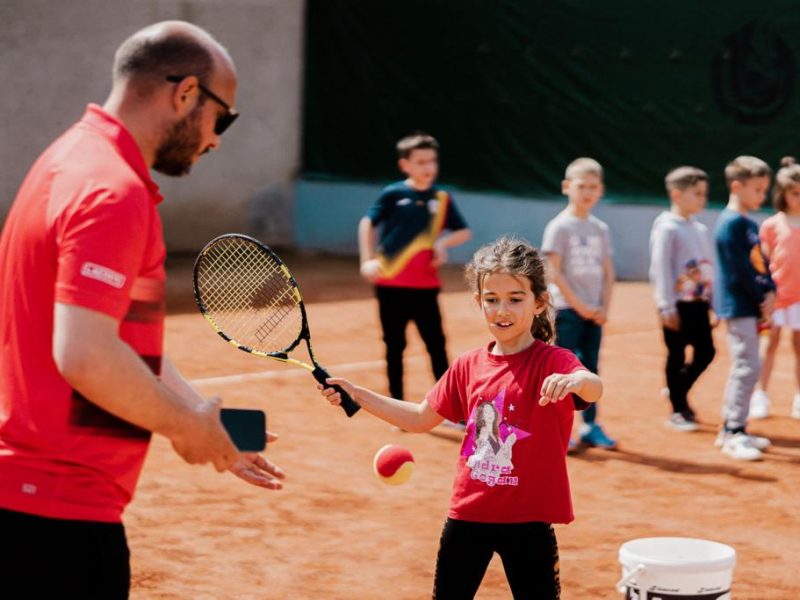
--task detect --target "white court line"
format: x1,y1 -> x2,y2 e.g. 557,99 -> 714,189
189,327 -> 655,388
190,356 -> 427,387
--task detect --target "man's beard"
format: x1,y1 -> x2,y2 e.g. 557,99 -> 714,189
152,108 -> 203,177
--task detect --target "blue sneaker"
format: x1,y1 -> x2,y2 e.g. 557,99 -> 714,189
579,423 -> 617,449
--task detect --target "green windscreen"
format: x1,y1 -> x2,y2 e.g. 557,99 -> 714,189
302,1 -> 800,203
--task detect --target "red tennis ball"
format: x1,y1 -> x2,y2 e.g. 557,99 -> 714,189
373,444 -> 415,485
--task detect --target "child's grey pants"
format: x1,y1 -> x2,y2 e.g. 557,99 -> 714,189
722,317 -> 760,430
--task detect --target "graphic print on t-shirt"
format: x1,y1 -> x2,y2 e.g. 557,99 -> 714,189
566,234 -> 603,277
462,389 -> 532,487
749,232 -> 768,275
675,258 -> 713,302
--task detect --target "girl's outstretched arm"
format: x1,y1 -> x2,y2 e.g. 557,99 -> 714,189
319,378 -> 444,433
539,369 -> 603,406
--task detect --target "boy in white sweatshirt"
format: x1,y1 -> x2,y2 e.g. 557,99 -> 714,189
649,167 -> 716,431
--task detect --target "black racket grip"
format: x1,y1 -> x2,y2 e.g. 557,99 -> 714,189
312,366 -> 361,417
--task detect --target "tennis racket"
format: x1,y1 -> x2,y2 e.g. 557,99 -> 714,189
193,234 -> 361,417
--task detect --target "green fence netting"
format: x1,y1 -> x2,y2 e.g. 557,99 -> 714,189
302,1 -> 800,204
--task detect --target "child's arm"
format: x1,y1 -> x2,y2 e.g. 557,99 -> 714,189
759,232 -> 777,320
724,218 -> 770,306
432,227 -> 472,267
358,216 -> 382,281
595,254 -> 615,326
538,369 -> 602,406
319,378 -> 445,432
544,253 -> 599,319
649,226 -> 680,330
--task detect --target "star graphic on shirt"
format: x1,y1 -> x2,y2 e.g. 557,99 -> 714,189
461,389 -> 532,457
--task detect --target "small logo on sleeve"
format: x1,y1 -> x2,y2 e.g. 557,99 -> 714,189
80,262 -> 126,289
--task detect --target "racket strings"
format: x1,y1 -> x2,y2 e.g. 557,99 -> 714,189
197,239 -> 303,352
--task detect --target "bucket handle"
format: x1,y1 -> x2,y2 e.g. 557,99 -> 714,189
616,563 -> 646,595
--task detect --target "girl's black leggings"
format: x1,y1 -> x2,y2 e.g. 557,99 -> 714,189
432,518 -> 560,599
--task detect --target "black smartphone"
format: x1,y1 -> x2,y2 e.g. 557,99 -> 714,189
220,408 -> 267,452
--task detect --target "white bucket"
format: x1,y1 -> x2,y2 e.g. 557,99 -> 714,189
617,537 -> 736,600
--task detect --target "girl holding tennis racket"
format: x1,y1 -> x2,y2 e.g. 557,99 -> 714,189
319,236 -> 602,599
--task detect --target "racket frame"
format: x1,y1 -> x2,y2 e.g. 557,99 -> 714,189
193,234 -> 360,417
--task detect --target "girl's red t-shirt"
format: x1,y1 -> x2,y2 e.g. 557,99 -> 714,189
426,340 -> 585,524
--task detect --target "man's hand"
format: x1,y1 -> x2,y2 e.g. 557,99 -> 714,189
360,259 -> 382,282
230,432 -> 285,489
169,397 -> 239,472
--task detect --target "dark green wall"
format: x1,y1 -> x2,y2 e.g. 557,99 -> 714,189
303,1 -> 800,204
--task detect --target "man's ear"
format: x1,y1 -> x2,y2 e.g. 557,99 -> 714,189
168,75 -> 200,117
730,179 -> 742,195
669,187 -> 681,203
561,179 -> 570,195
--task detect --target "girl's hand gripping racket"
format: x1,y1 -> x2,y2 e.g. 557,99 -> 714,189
193,234 -> 361,417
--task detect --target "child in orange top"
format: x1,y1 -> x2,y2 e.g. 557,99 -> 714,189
750,157 -> 800,420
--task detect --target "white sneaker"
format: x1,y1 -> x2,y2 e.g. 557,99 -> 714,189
746,433 -> 771,450
720,432 -> 763,461
714,430 -> 771,450
748,390 -> 770,419
665,413 -> 699,432
792,394 -> 800,420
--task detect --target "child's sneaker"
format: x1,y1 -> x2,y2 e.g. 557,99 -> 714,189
665,412 -> 699,432
719,432 -> 763,461
714,430 -> 770,450
579,423 -> 617,449
792,394 -> 800,420
745,433 -> 771,450
748,389 -> 770,419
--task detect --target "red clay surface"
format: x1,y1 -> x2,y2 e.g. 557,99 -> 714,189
129,253 -> 800,599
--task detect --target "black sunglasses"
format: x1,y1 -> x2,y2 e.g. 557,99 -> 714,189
166,75 -> 239,135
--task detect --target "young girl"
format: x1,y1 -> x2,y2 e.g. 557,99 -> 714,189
319,236 -> 602,599
750,157 -> 800,420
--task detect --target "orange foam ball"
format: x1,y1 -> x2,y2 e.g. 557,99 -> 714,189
373,444 -> 415,485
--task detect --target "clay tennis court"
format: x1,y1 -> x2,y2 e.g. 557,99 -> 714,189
128,253 -> 800,599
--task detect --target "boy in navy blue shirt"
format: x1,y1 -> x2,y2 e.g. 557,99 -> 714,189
713,156 -> 776,460
359,133 -> 471,401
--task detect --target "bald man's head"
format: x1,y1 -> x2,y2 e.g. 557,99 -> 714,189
105,21 -> 238,176
112,21 -> 235,95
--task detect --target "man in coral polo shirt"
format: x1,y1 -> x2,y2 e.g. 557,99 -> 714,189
0,21 -> 284,598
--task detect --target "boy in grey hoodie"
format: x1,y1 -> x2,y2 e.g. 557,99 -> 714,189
649,167 -> 716,431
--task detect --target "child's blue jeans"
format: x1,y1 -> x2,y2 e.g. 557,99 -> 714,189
555,308 -> 601,424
